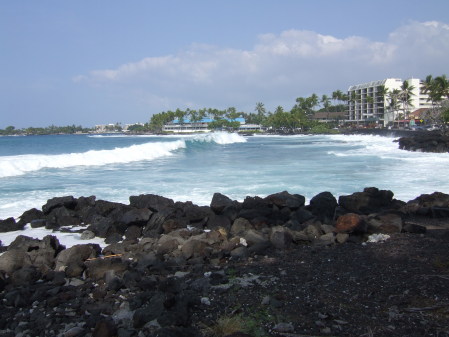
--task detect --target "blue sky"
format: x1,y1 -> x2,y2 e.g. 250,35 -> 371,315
1,1 -> 449,128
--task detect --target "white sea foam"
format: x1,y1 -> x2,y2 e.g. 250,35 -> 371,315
0,140 -> 186,178
0,224 -> 107,249
189,132 -> 247,145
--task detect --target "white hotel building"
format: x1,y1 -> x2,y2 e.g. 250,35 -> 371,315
347,78 -> 433,126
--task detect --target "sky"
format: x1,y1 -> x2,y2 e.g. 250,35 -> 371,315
1,1 -> 449,128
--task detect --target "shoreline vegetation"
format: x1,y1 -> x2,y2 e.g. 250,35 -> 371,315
1,188 -> 449,336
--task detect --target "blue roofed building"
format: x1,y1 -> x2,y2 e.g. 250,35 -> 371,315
162,117 -> 264,133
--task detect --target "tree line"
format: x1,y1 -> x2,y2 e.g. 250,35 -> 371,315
146,90 -> 348,134
0,124 -> 93,136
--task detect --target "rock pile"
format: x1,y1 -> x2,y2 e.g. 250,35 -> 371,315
397,131 -> 449,153
0,187 -> 448,336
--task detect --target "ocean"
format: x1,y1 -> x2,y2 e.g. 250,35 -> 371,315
1,132 -> 449,221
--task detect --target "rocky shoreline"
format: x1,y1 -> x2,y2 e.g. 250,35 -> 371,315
1,188 -> 449,336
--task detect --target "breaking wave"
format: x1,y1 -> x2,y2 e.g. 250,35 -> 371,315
0,132 -> 246,178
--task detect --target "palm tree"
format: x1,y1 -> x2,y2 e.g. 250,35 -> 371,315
254,102 -> 266,124
386,89 -> 401,124
332,90 -> 344,104
321,94 -> 331,121
399,80 -> 415,120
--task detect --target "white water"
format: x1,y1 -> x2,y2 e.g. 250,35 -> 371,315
1,132 -> 448,221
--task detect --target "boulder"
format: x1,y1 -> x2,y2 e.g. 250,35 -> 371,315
270,227 -> 293,249
45,206 -> 78,228
0,217 -> 23,232
368,213 -> 403,234
142,208 -> 176,238
210,193 -> 235,213
303,223 -> 322,241
242,229 -> 268,246
10,265 -> 42,286
120,208 -> 153,226
80,230 -> 96,240
264,191 -> 305,210
404,192 -> 449,215
162,218 -> 189,234
335,213 -> 367,234
87,215 -> 115,238
42,195 -> 77,214
338,187 -> 395,214
124,225 -> 142,241
85,256 -> 129,280
230,218 -> 253,236
180,239 -> 207,260
206,214 -> 232,231
129,194 -> 175,212
54,244 -> 101,277
18,208 -> 45,226
308,191 -> 338,224
398,132 -> 449,153
7,235 -> 64,273
290,208 -> 314,226
0,250 -> 31,274
94,199 -> 127,217
181,202 -> 212,223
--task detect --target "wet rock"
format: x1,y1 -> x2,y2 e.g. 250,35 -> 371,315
105,233 -> 123,244
80,230 -> 96,240
18,208 -> 45,227
123,225 -> 142,241
87,215 -> 115,238
42,196 -> 77,214
0,217 -> 23,232
30,219 -> 47,228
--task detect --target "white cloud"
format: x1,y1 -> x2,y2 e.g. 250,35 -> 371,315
75,21 -> 449,113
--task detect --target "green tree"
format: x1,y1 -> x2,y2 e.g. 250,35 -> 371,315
399,80 -> 415,119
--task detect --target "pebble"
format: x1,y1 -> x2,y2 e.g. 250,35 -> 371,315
273,322 -> 294,333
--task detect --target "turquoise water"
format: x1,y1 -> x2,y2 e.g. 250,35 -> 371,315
1,132 -> 449,219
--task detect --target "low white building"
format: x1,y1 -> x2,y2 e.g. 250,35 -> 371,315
347,78 -> 432,126
162,117 -> 265,133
